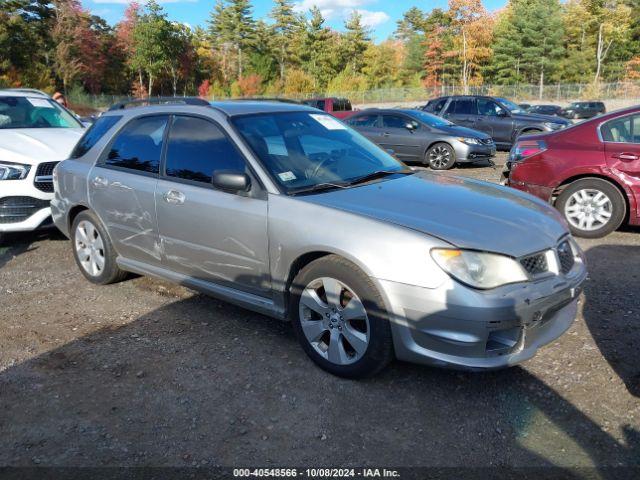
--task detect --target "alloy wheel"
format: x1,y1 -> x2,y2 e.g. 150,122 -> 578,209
75,220 -> 106,277
564,188 -> 613,232
298,277 -> 370,366
429,146 -> 451,168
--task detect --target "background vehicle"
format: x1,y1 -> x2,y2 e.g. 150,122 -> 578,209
423,95 -> 570,149
347,108 -> 495,170
561,101 -> 606,119
518,103 -> 532,111
504,105 -> 640,238
0,89 -> 84,245
527,104 -> 563,116
52,100 -> 585,378
302,97 -> 354,119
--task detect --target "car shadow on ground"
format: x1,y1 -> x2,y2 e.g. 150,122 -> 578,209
582,243 -> 640,398
0,229 -> 66,270
0,273 -> 638,473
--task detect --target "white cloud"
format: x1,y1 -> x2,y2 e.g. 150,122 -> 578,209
354,9 -> 389,28
294,1 -> 390,28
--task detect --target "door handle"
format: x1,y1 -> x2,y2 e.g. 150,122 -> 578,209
613,152 -> 639,161
91,176 -> 108,188
163,190 -> 185,205
382,132 -> 391,137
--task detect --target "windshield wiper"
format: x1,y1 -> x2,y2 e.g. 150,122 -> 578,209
346,169 -> 414,186
288,181 -> 351,195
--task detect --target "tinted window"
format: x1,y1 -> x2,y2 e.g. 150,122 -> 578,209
382,115 -> 410,129
428,98 -> 448,114
450,99 -> 477,115
601,115 -> 639,143
71,115 -> 121,158
477,99 -> 506,116
334,99 -> 344,112
165,116 -> 246,184
105,116 -> 167,173
347,114 -> 378,127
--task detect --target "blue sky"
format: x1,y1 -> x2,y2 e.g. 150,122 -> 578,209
84,0 -> 508,41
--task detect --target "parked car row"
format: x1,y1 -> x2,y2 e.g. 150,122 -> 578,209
521,101 -> 606,119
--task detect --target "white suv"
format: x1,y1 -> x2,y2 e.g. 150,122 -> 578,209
0,89 -> 84,244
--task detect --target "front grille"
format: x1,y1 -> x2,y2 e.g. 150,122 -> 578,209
520,253 -> 548,276
557,240 -> 575,274
34,161 -> 59,193
0,196 -> 50,224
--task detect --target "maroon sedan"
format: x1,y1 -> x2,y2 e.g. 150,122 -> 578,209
503,106 -> 640,238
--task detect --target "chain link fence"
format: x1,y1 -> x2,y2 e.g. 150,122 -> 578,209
68,82 -> 640,111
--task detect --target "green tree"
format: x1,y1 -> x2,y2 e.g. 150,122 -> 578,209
490,0 -> 565,90
269,0 -> 302,80
299,6 -> 337,88
341,11 -> 371,74
130,0 -> 172,97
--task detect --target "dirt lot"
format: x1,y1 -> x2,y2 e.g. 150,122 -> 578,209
0,153 -> 639,473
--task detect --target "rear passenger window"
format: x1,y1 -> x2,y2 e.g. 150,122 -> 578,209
71,115 -> 121,159
164,116 -> 246,184
601,115 -> 637,143
348,114 -> 378,127
104,116 -> 167,174
450,99 -> 477,115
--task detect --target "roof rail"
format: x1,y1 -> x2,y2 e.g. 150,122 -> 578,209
1,88 -> 49,97
108,97 -> 210,111
234,97 -> 301,104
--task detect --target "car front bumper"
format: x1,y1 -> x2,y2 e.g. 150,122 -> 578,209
376,261 -> 586,370
453,141 -> 496,163
0,175 -> 55,234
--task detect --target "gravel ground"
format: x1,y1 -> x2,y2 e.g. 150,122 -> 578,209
0,153 -> 639,472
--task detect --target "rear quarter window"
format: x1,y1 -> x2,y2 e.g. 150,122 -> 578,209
69,115 -> 122,159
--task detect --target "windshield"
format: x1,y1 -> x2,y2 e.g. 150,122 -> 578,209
405,110 -> 454,127
232,112 -> 406,193
0,96 -> 82,129
496,98 -> 524,114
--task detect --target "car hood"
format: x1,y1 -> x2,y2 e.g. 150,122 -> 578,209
511,112 -> 569,125
0,128 -> 84,165
302,171 -> 568,258
433,124 -> 492,140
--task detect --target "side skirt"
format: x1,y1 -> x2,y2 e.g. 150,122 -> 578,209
117,257 -> 286,320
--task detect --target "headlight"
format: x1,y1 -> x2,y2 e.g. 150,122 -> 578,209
543,122 -> 564,130
457,137 -> 481,145
431,248 -> 528,289
0,161 -> 31,180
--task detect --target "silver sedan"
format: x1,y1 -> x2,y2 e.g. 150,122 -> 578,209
52,100 -> 586,378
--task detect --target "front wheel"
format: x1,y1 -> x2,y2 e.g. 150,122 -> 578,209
289,255 -> 394,379
555,178 -> 626,238
426,143 -> 456,170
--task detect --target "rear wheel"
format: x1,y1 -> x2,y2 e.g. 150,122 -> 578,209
426,143 -> 456,170
555,178 -> 626,238
289,255 -> 393,378
71,210 -> 127,284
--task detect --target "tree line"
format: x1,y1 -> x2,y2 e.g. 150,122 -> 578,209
1,0 -> 640,100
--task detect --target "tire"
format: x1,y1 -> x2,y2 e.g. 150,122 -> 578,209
426,143 -> 456,170
71,210 -> 128,284
555,178 -> 626,238
289,255 -> 394,379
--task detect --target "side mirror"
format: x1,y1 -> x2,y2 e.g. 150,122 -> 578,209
497,110 -> 510,118
212,170 -> 251,192
405,122 -> 417,132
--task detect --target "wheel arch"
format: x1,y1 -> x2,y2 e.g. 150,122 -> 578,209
552,174 -> 631,223
67,204 -> 90,232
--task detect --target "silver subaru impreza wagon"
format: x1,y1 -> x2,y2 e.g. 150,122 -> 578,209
52,99 -> 587,378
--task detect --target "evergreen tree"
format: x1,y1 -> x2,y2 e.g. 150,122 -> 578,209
269,0 -> 301,80
341,11 -> 370,74
300,6 -> 336,88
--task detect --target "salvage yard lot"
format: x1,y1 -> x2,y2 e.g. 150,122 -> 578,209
0,153 -> 638,470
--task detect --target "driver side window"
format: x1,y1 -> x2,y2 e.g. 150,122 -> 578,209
478,99 -> 505,117
382,115 -> 411,129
